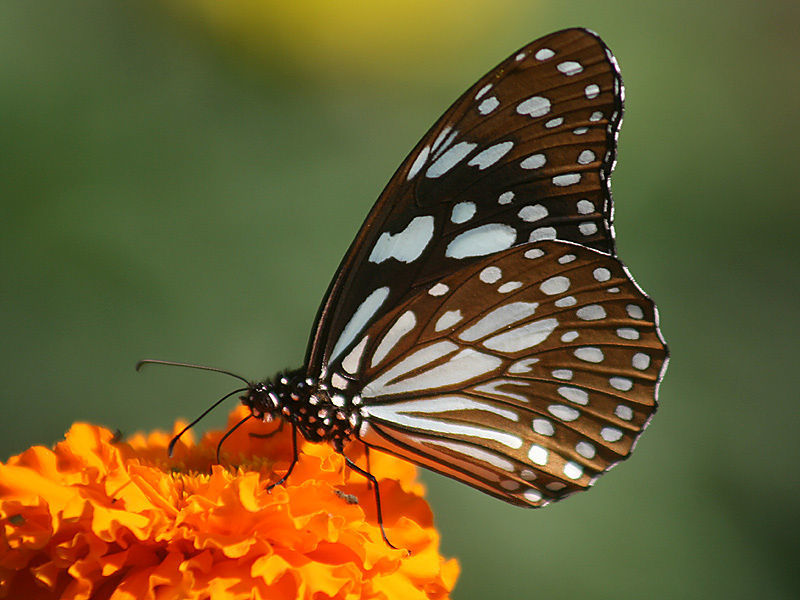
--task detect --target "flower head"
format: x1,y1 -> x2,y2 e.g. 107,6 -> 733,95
0,406 -> 458,599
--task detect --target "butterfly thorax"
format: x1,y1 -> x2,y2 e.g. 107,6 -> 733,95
240,369 -> 361,444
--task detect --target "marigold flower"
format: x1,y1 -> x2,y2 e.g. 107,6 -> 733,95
0,406 -> 459,599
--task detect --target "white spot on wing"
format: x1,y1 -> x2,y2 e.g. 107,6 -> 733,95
483,318 -> 559,353
585,84 -> 600,99
363,399 -> 523,449
577,305 -> 606,321
579,222 -> 598,235
475,83 -> 493,100
363,348 -> 503,397
610,377 -> 633,391
478,96 -> 500,115
520,153 -> 546,169
396,432 -> 502,482
517,96 -> 551,118
450,201 -> 476,224
426,141 -> 476,178
553,173 -> 581,186
331,373 -> 348,390
508,358 -> 539,374
577,199 -> 594,214
578,150 -> 596,164
426,438 -> 516,472
529,227 -> 556,241
524,488 -> 543,502
480,266 -> 502,283
632,353 -> 651,370
428,283 -> 449,296
373,395 -> 519,421
330,287 -> 390,362
407,145 -> 430,180
341,335 -> 370,374
557,61 -> 583,76
555,296 -> 577,308
601,427 -> 623,442
473,379 -> 531,404
467,141 -> 514,170
563,461 -> 583,479
593,268 -> 611,282
557,386 -> 589,405
497,281 -> 522,293
498,191 -> 515,204
370,310 -> 417,368
459,302 -> 538,342
576,441 -> 596,459
431,126 -> 453,154
617,328 -> 640,340
626,304 -> 645,319
574,347 -> 604,363
518,204 -> 548,222
369,216 -> 435,264
535,48 -> 554,60
533,419 -> 554,436
445,224 -> 517,259
548,404 -> 580,421
615,404 -> 634,421
435,310 -> 463,332
362,340 -> 456,392
545,117 -> 564,128
528,444 -> 548,465
540,276 -> 570,295
433,129 -> 459,159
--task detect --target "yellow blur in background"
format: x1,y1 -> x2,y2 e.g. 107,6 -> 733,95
161,0 -> 516,82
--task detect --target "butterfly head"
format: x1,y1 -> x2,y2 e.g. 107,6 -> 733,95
240,381 -> 282,423
240,369 -> 311,425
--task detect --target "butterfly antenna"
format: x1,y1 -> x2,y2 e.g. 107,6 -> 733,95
167,387 -> 248,457
136,359 -> 250,386
216,414 -> 252,463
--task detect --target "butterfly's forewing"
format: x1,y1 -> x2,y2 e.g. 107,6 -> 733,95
307,28 -> 624,378
335,240 -> 666,505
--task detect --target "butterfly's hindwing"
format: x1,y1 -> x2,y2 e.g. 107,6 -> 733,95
307,29 -> 625,376
338,240 -> 665,506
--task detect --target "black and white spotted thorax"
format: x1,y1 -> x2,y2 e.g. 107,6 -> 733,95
240,369 -> 363,445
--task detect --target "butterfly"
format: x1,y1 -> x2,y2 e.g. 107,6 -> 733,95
140,28 -> 668,548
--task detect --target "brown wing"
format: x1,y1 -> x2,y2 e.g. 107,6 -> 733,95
305,28 -> 625,382
331,240 -> 667,505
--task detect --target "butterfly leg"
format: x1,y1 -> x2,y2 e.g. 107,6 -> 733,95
341,452 -> 398,550
249,419 -> 285,440
364,446 -> 372,490
266,422 -> 298,491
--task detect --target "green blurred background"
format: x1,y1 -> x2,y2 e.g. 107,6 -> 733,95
2,1 -> 798,598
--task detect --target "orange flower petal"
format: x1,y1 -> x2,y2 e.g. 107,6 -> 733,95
0,407 -> 458,599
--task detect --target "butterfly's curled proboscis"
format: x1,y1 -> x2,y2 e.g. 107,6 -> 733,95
139,27 -> 668,550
